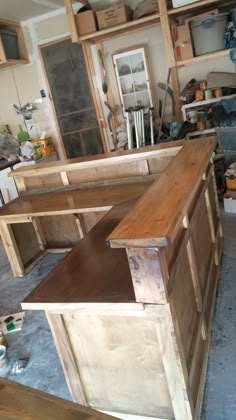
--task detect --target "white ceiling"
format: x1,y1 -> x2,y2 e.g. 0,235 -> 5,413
0,0 -> 66,21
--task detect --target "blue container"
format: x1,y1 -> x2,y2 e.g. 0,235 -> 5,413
230,8 -> 236,25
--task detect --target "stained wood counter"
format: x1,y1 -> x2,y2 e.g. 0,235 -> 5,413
3,138 -> 222,420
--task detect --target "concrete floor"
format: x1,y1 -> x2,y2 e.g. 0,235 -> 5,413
0,209 -> 235,419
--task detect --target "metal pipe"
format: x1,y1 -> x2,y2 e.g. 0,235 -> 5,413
149,107 -> 154,145
133,109 -> 140,148
141,108 -> 145,147
125,109 -> 133,150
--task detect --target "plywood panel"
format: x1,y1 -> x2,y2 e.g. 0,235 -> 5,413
190,337 -> 207,409
25,173 -> 63,191
67,161 -> 149,185
40,215 -> 80,246
190,194 -> 212,295
147,155 -> 175,174
12,223 -> 40,265
169,243 -> 200,366
63,314 -> 174,419
81,211 -> 107,234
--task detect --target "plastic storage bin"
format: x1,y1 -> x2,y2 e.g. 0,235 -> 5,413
172,0 -> 199,8
0,30 -> 20,59
190,13 -> 228,56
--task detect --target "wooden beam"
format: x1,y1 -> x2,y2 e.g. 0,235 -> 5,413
64,0 -> 78,43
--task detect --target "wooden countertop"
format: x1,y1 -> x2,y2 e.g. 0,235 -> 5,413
9,141 -> 183,177
108,138 -> 217,248
0,182 -> 151,219
0,378 -> 117,420
22,201 -> 136,309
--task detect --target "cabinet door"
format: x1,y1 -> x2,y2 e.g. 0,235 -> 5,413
40,38 -> 103,158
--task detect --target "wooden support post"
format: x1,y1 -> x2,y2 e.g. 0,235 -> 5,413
126,248 -> 167,304
64,0 -> 78,42
32,217 -> 46,251
82,43 -> 108,153
73,214 -> 86,239
0,221 -> 25,277
46,312 -> 88,406
60,171 -> 70,186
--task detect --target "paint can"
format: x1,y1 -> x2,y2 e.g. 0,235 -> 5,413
205,89 -> 213,100
0,331 -> 8,348
214,88 -> 223,98
0,345 -> 7,372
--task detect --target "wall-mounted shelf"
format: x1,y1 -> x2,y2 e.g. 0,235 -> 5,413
188,128 -> 216,137
176,49 -> 230,67
77,13 -> 160,43
182,93 -> 236,111
168,0 -> 236,16
0,18 -> 29,71
0,59 -> 29,70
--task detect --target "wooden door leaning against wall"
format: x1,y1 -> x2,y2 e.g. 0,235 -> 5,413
40,38 -> 104,158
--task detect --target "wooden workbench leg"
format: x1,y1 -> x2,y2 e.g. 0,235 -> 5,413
0,221 -> 25,277
32,217 -> 46,251
46,312 -> 88,406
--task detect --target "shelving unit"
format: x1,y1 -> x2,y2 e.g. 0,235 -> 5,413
176,48 -> 230,67
182,93 -> 236,137
0,18 -> 29,70
64,0 -> 235,132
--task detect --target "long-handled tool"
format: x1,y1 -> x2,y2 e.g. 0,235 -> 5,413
157,68 -> 171,143
98,50 -> 108,95
104,101 -> 119,149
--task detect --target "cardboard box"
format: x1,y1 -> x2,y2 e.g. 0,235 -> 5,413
225,163 -> 236,190
32,137 -> 55,157
75,10 -> 98,36
224,190 -> 236,214
173,24 -> 194,62
96,5 -> 132,30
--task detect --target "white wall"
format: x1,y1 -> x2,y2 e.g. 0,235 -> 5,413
0,4 -> 235,158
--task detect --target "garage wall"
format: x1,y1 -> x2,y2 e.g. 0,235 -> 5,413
0,3 -> 235,158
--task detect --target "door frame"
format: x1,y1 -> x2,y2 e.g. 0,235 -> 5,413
39,36 -> 108,159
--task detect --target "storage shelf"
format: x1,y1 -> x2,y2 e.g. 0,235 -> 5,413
0,59 -> 29,70
168,0 -> 236,16
78,13 -> 160,42
188,128 -> 216,137
176,49 -> 230,67
182,94 -> 236,110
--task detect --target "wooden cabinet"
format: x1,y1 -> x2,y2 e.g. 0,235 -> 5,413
0,18 -> 29,70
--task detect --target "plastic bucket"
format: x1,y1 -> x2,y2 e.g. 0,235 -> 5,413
0,345 -> 7,372
230,8 -> 236,25
190,13 -> 228,56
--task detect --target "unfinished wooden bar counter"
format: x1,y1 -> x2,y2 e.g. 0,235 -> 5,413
20,138 -> 221,420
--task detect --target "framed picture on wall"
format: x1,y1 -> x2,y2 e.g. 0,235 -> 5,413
112,46 -> 154,115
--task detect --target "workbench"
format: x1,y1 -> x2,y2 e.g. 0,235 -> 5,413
18,138 -> 222,420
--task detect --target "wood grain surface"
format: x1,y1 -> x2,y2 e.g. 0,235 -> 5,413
0,378 -> 117,420
108,138 -> 216,248
0,183 -> 151,219
22,201 -> 136,305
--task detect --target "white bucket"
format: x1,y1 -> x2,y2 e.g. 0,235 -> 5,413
190,13 -> 228,56
0,345 -> 7,371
